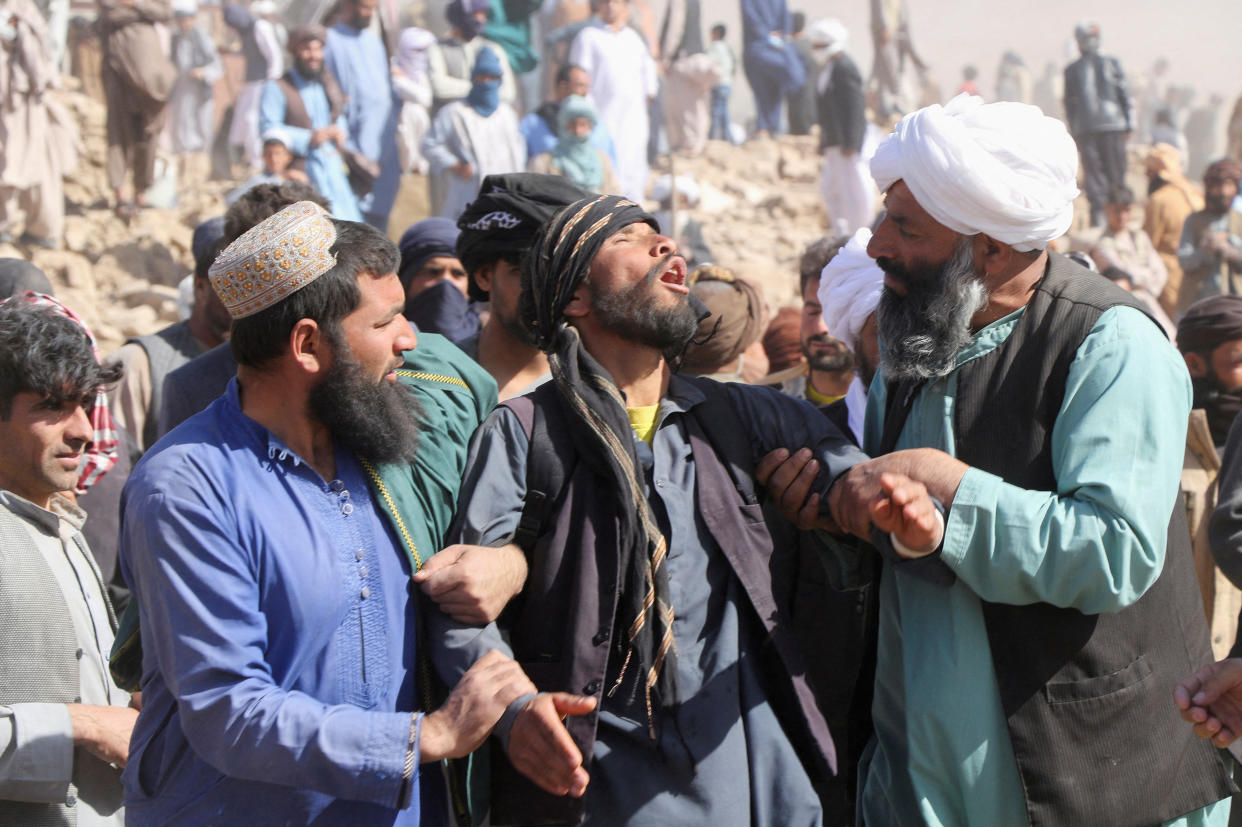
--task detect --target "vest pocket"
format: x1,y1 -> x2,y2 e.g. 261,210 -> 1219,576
1043,653 -> 1152,704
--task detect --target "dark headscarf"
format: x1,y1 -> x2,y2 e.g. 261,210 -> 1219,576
524,194 -> 676,733
457,172 -> 590,302
397,217 -> 460,291
446,0 -> 488,40
0,259 -> 53,299
1179,296 -> 1242,446
1178,296 -> 1242,354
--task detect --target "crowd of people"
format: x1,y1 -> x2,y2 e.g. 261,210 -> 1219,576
7,0 -> 1242,825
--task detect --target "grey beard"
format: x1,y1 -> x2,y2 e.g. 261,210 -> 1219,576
876,237 -> 988,381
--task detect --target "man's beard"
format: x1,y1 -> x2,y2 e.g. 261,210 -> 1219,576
1207,192 -> 1233,214
308,340 -> 423,465
803,334 -> 854,372
497,304 -> 539,347
295,60 -> 323,80
589,256 -> 700,358
875,237 -> 988,381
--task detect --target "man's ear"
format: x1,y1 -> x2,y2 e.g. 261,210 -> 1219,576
474,262 -> 495,293
1183,351 -> 1208,379
290,318 -> 328,376
973,234 -> 1016,278
562,283 -> 591,318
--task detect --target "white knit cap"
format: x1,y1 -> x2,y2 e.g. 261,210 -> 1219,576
870,94 -> 1080,251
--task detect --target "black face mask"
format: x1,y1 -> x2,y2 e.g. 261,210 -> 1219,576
1192,377 -> 1242,447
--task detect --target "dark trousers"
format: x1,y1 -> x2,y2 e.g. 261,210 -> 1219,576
744,54 -> 784,134
1078,129 -> 1128,226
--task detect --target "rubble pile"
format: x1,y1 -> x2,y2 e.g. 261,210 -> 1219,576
1,81 -> 229,353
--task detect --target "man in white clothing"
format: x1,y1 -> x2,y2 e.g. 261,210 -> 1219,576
569,0 -> 658,201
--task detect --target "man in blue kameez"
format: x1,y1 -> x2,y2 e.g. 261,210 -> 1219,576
765,93 -> 1236,826
118,202 -> 536,824
325,0 -> 401,232
259,25 -> 361,222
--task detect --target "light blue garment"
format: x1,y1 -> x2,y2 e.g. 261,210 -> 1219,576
118,380 -> 438,824
519,107 -> 617,165
325,22 -> 401,229
854,305 -> 1225,826
259,68 -> 362,221
429,377 -> 861,825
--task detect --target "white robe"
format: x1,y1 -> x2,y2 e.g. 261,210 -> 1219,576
421,100 -> 526,221
569,20 -> 657,201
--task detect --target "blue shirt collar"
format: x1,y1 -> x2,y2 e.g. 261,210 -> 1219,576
223,377 -> 306,470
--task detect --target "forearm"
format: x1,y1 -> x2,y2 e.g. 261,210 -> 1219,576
943,468 -> 1168,613
0,704 -> 73,803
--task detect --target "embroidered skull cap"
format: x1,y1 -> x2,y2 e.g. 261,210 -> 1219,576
209,201 -> 338,319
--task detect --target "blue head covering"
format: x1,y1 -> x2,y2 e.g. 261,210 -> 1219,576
466,46 -> 502,116
553,95 -> 603,191
398,217 -> 461,290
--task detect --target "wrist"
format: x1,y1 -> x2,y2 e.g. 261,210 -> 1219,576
418,709 -> 452,763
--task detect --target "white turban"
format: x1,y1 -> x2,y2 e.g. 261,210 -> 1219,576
870,94 -> 1080,252
808,18 -> 848,56
816,228 -> 882,353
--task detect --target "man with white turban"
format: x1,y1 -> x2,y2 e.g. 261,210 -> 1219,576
809,19 -> 876,234
760,94 -> 1234,825
815,227 -> 882,441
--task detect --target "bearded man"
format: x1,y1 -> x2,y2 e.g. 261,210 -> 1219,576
764,94 -> 1235,825
117,203 -> 536,823
427,193 -> 945,825
259,25 -> 361,221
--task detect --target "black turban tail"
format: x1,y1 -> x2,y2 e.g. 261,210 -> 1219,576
525,194 -> 678,736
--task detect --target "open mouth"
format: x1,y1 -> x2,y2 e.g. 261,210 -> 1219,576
658,257 -> 690,294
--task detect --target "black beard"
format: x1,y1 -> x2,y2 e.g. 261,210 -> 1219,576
589,256 -> 699,357
497,305 -> 539,347
803,334 -> 854,372
308,342 -> 422,465
295,61 -> 324,80
875,237 -> 987,381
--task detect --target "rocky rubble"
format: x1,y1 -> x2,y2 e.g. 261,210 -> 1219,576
653,134 -> 831,309
2,81 -> 229,355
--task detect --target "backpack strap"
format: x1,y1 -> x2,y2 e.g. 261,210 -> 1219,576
502,385 -> 575,551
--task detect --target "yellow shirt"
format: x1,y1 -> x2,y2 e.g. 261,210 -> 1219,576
627,404 -> 660,446
805,382 -> 844,408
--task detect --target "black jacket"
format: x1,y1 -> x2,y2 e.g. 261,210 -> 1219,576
1063,51 -> 1132,135
816,53 -> 866,152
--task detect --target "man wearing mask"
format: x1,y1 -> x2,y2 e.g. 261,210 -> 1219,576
428,0 -> 516,110
422,47 -> 526,221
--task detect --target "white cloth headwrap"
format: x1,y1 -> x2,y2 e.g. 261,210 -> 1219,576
817,228 -> 882,353
808,18 -> 847,57
870,94 -> 1080,252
